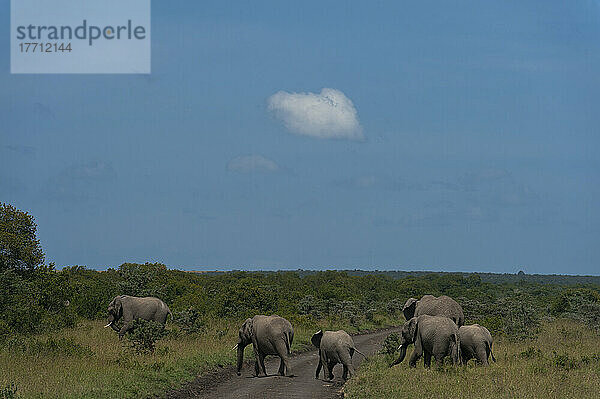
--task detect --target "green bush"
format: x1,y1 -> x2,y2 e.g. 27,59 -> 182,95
520,346 -> 543,359
118,262 -> 168,299
126,319 -> 167,354
552,351 -> 581,371
380,332 -> 401,355
0,383 -> 18,399
461,293 -> 541,340
173,308 -> 205,334
551,288 -> 600,331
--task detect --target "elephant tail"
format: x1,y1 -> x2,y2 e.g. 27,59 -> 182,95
487,341 -> 496,363
451,332 -> 461,365
353,347 -> 367,358
284,331 -> 293,355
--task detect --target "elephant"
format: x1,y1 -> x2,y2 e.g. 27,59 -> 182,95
458,324 -> 496,365
105,295 -> 171,338
311,330 -> 366,381
403,295 -> 465,327
234,315 -> 294,377
391,315 -> 461,368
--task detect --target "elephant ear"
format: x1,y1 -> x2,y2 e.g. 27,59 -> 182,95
311,330 -> 323,348
114,296 -> 123,317
406,317 -> 418,343
403,298 -> 418,320
241,318 -> 253,342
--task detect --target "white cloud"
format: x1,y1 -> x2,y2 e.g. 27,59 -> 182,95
227,155 -> 279,173
267,88 -> 363,140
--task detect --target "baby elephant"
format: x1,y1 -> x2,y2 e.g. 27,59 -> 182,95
459,324 -> 496,365
391,315 -> 461,368
311,330 -> 366,381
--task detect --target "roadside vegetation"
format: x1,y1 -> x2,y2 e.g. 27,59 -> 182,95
1,203 -> 600,398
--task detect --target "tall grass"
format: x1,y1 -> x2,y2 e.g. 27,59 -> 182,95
344,319 -> 600,399
0,315 -> 398,398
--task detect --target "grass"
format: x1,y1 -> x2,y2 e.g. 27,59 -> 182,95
344,319 -> 600,399
0,314 -> 399,398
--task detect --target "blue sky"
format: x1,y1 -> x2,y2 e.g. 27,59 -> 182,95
1,1 -> 599,274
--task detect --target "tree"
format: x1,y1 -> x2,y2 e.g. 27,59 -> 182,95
0,203 -> 45,274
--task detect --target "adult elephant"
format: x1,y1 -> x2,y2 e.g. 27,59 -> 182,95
105,295 -> 171,338
391,315 -> 461,368
311,330 -> 366,381
403,295 -> 464,327
234,315 -> 294,377
459,324 -> 496,365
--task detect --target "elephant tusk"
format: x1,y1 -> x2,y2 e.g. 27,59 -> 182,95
397,344 -> 403,351
232,344 -> 238,351
104,323 -> 112,328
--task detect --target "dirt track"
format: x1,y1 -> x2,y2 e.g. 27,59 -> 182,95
165,327 -> 399,399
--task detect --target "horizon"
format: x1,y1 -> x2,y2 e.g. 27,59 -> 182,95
63,263 -> 600,278
2,1 -> 599,275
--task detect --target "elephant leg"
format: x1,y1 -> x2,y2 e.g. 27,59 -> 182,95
434,354 -> 445,368
318,350 -> 329,379
315,357 -> 323,379
274,340 -> 292,376
278,358 -> 285,376
477,347 -> 489,366
254,358 -> 260,377
343,363 -> 355,380
327,361 -> 336,380
118,321 -> 133,338
258,353 -> 267,376
424,351 -> 432,368
409,337 -> 423,368
462,350 -> 472,366
340,350 -> 354,380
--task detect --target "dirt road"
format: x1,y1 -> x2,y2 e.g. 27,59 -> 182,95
165,327 -> 398,399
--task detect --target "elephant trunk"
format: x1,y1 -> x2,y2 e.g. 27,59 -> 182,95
390,344 -> 407,366
397,345 -> 407,363
236,346 -> 244,375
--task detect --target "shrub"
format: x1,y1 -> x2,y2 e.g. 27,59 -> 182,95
126,319 -> 167,354
298,295 -> 327,319
462,294 -> 541,340
0,383 -> 18,399
173,308 -> 205,334
520,346 -> 543,359
551,289 -> 600,331
118,263 -> 168,299
380,332 -> 401,355
552,351 -> 580,371
502,298 -> 540,340
216,278 -> 279,317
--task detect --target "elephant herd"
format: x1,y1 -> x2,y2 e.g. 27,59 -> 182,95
104,293 -> 496,383
393,294 -> 496,368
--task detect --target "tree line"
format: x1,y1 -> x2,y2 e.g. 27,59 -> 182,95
1,202 -> 599,341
